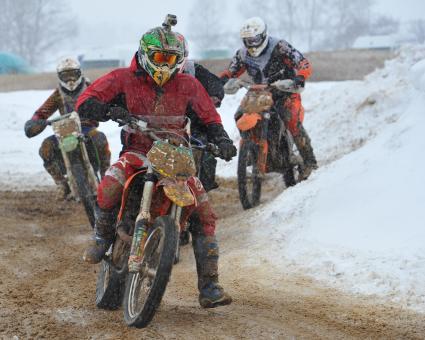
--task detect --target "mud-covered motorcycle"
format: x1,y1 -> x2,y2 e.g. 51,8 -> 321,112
47,112 -> 99,226
95,116 -> 220,328
224,79 -> 304,210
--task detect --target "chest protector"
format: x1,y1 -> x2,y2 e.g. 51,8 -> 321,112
240,37 -> 279,84
58,80 -> 88,114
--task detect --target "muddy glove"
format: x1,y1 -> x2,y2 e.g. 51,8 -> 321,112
24,119 -> 47,138
217,141 -> 237,161
206,123 -> 237,161
107,106 -> 130,122
223,78 -> 242,95
272,78 -> 304,93
210,96 -> 222,108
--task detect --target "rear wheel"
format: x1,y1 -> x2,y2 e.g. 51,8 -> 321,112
279,134 -> 297,187
237,140 -> 262,209
95,259 -> 126,310
123,216 -> 178,328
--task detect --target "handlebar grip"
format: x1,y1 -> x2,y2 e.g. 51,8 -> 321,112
206,143 -> 222,158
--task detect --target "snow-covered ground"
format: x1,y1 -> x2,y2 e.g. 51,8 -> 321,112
1,45 -> 424,311
237,46 -> 425,312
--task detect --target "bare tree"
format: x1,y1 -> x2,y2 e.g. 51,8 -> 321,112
317,0 -> 373,50
410,19 -> 425,44
187,0 -> 229,52
0,0 -> 77,66
370,15 -> 399,35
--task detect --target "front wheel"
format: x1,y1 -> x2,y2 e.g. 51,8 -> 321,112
68,150 -> 97,228
237,140 -> 262,209
123,216 -> 178,328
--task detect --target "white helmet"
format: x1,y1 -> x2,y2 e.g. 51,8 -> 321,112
240,17 -> 268,57
56,57 -> 83,91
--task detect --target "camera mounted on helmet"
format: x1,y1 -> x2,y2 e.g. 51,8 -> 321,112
138,14 -> 187,86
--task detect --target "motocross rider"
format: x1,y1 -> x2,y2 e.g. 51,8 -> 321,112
180,58 -> 225,246
181,58 -> 225,192
76,25 -> 236,308
24,58 -> 111,199
221,17 -> 318,179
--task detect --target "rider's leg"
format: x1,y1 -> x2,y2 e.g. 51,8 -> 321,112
88,129 -> 111,178
39,135 -> 70,199
282,94 -> 317,180
83,152 -> 146,264
186,177 -> 232,308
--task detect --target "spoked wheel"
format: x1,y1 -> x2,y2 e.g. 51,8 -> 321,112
123,216 -> 178,328
68,150 -> 97,228
238,140 -> 262,209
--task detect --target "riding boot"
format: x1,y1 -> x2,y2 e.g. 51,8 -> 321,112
293,124 -> 318,180
192,233 -> 232,308
44,161 -> 70,200
83,207 -> 116,264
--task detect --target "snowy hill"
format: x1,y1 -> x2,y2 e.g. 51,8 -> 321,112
220,46 -> 425,311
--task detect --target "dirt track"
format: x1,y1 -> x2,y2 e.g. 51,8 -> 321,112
1,179 -> 424,339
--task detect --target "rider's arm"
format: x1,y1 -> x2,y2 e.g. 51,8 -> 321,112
188,76 -> 235,160
76,70 -> 124,121
194,63 -> 224,106
219,49 -> 246,82
24,89 -> 61,138
33,89 -> 61,120
277,40 -> 312,82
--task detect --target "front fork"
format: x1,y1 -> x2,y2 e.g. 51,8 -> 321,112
127,168 -> 182,272
59,136 -> 98,200
128,168 -> 155,272
257,113 -> 270,174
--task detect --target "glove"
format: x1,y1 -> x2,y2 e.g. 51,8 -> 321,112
210,96 -> 222,108
218,141 -> 237,161
206,123 -> 237,161
24,119 -> 47,138
293,75 -> 305,87
223,78 -> 242,95
107,106 -> 130,121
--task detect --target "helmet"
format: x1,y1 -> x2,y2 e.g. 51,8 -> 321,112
138,27 -> 186,86
56,57 -> 82,91
240,17 -> 268,57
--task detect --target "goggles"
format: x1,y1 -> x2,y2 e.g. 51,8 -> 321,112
243,33 -> 265,48
58,69 -> 81,82
150,51 -> 178,67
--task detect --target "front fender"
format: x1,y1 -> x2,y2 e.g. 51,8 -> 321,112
160,178 -> 195,207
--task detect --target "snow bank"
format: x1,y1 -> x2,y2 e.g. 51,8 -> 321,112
244,45 -> 425,311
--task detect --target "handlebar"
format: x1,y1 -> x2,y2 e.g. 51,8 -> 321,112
224,77 -> 302,94
46,113 -> 72,125
112,115 -> 225,157
190,136 -> 222,158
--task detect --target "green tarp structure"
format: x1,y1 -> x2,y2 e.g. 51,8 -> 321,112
0,52 -> 33,75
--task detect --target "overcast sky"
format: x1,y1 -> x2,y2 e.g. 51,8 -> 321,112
61,0 -> 425,61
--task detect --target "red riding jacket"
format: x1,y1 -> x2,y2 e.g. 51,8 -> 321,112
76,55 -> 222,155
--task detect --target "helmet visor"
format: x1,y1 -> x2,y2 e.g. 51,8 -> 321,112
150,51 -> 178,67
243,33 -> 265,48
58,69 -> 81,83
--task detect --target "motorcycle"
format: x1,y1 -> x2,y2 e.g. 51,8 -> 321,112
224,78 -> 304,210
95,116 -> 221,328
47,112 -> 99,227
